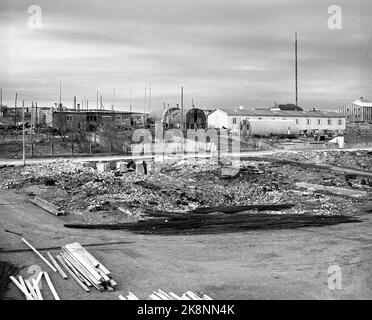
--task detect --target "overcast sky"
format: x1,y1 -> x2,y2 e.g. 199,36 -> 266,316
0,0 -> 371,111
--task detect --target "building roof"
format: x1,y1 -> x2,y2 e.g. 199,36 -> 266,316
272,104 -> 304,111
349,98 -> 372,107
54,109 -> 143,115
214,108 -> 344,118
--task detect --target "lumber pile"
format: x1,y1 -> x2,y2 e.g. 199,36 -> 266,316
119,290 -> 213,300
10,271 -> 60,300
19,237 -> 117,296
29,196 -> 65,216
57,242 -> 117,292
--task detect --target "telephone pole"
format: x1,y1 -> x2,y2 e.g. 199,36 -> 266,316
143,87 -> 147,126
295,31 -> 298,106
22,100 -> 25,165
96,90 -> 99,109
112,88 -> 115,112
129,88 -> 133,127
14,92 -> 18,126
181,86 -> 184,131
59,80 -> 62,109
148,83 -> 151,114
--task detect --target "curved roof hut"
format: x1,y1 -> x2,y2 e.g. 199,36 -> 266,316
186,108 -> 207,129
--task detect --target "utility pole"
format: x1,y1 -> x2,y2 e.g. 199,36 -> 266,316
112,88 -> 115,111
31,102 -> 34,142
181,86 -> 184,131
100,94 -> 103,110
295,31 -> 298,107
35,102 -> 38,134
96,90 -> 99,109
112,88 -> 115,123
130,88 -> 133,127
144,87 -> 147,126
59,80 -> 62,110
22,100 -> 25,165
0,88 -> 2,110
148,83 -> 151,114
14,92 -> 18,126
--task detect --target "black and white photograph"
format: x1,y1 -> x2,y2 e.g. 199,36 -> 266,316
0,0 -> 371,305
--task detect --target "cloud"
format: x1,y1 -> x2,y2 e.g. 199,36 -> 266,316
0,0 -> 370,110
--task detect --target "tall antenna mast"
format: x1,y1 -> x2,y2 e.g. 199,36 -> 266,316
295,31 -> 298,106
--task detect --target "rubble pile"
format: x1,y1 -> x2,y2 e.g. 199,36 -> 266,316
0,153 -> 369,223
271,150 -> 372,171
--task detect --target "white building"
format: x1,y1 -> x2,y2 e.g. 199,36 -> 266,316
339,97 -> 372,123
208,107 -> 346,135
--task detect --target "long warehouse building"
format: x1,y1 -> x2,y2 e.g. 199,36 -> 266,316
208,107 -> 346,135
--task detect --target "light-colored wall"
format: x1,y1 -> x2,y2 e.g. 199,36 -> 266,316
208,109 -> 346,133
207,109 -> 229,129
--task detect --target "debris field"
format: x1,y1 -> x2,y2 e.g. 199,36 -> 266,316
0,150 -> 370,230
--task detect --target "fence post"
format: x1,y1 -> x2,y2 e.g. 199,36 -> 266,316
71,143 -> 74,156
89,143 -> 92,155
51,143 -> 54,157
31,143 -> 34,158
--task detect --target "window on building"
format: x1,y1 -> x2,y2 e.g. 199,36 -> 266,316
328,119 -> 332,125
306,119 -> 311,125
232,117 -> 237,124
338,119 -> 343,125
317,119 -> 321,125
67,115 -> 72,121
295,119 -> 300,125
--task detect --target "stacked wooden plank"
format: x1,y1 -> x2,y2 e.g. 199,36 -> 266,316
9,271 -> 60,300
57,242 -> 117,292
119,290 -> 213,300
29,197 -> 65,216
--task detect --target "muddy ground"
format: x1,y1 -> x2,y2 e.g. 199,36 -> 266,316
0,190 -> 371,300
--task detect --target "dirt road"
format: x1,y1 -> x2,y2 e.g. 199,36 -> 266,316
1,147 -> 372,167
0,189 -> 371,300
